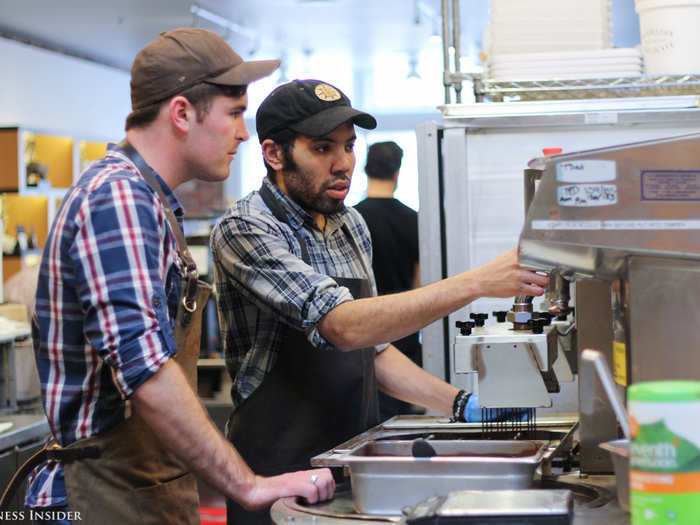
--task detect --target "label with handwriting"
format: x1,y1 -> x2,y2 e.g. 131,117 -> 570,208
556,160 -> 617,183
558,184 -> 617,207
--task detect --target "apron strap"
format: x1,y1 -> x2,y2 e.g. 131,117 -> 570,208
117,140 -> 200,323
259,182 -> 312,264
0,444 -> 100,510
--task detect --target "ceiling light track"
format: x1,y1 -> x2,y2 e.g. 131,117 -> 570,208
189,5 -> 256,41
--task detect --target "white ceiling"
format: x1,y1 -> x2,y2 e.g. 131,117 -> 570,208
0,0 -> 640,83
0,0 -> 483,70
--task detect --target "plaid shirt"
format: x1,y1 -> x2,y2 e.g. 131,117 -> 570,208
26,144 -> 184,508
211,177 -> 386,407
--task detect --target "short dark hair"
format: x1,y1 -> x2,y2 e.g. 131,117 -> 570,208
125,82 -> 247,131
365,141 -> 403,180
263,129 -> 297,180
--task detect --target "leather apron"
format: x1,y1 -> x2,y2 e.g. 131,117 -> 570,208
59,141 -> 210,524
226,184 -> 380,524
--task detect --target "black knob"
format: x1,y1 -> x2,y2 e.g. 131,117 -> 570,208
533,312 -> 552,326
469,313 -> 488,327
455,321 -> 475,336
492,311 -> 508,323
563,307 -> 575,321
528,318 -> 546,334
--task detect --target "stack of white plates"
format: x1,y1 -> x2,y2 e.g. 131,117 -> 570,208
487,48 -> 643,81
487,0 -> 612,56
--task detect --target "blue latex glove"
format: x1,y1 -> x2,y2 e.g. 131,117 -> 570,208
464,393 -> 530,422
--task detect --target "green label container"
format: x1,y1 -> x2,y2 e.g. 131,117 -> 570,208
628,381 -> 700,524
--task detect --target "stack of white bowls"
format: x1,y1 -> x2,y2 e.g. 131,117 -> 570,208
488,48 -> 643,81
485,0 -> 642,81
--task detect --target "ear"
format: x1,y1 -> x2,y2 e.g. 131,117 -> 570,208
261,139 -> 286,171
393,170 -> 400,183
167,95 -> 193,134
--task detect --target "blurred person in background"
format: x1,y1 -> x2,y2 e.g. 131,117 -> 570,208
355,141 -> 422,420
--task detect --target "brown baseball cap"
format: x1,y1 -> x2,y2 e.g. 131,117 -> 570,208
130,27 -> 280,110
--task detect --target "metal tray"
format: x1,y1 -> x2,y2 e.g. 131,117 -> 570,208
334,439 -> 548,515
311,416 -> 579,516
313,423 -> 578,462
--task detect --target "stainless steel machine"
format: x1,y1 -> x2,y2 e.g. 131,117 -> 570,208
272,414 -> 625,524
519,132 -> 700,473
271,132 -> 700,524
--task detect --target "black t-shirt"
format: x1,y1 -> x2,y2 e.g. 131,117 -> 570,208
354,197 -> 419,296
355,197 -> 422,417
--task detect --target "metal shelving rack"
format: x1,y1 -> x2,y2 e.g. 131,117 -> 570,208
472,74 -> 700,102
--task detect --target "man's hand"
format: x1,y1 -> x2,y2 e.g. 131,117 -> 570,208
241,468 -> 335,510
132,361 -> 335,512
319,248 -> 547,352
468,248 -> 548,298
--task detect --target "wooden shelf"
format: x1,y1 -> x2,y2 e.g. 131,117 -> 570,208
0,129 -> 19,192
78,140 -> 107,172
25,131 -> 74,189
2,255 -> 22,283
2,194 -> 49,248
0,126 -> 110,284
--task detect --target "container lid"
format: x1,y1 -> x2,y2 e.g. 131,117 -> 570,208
628,381 -> 700,402
636,0 -> 700,13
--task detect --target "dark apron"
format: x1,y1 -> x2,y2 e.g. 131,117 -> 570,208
225,184 -> 380,524
0,141 -> 210,524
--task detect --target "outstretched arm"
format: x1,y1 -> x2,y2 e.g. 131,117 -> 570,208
319,248 -> 547,351
374,345 -> 459,415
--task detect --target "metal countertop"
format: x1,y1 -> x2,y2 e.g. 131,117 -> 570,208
0,413 -> 50,451
271,474 -> 630,525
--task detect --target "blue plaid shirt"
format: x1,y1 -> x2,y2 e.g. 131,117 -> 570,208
211,177 -> 387,407
26,144 -> 184,508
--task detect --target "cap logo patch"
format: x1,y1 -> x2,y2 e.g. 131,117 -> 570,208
314,83 -> 341,102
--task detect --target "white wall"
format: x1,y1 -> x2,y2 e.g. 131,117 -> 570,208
0,37 -> 130,141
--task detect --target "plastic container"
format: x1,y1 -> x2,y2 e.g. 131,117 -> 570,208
635,0 -> 700,74
628,381 -> 700,524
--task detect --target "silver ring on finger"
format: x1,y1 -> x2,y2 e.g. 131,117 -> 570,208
311,474 -> 319,485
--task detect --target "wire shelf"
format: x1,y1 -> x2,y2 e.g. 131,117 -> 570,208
475,74 -> 700,102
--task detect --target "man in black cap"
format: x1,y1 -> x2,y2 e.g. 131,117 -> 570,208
21,31 -> 333,525
211,79 -> 548,524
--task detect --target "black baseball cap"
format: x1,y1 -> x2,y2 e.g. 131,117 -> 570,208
131,28 -> 280,110
256,79 -> 377,143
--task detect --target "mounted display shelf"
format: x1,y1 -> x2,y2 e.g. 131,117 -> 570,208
76,140 -> 107,173
0,126 -> 108,282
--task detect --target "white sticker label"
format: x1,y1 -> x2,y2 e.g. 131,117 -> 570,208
532,220 -> 602,230
584,112 -> 619,125
557,160 -> 617,183
532,220 -> 700,230
557,184 -> 618,207
603,220 -> 700,230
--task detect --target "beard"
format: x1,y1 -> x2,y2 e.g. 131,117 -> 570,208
281,158 -> 348,215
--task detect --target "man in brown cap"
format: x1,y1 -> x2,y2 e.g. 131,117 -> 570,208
20,29 -> 333,525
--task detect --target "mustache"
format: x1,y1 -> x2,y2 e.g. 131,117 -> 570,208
323,176 -> 350,189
